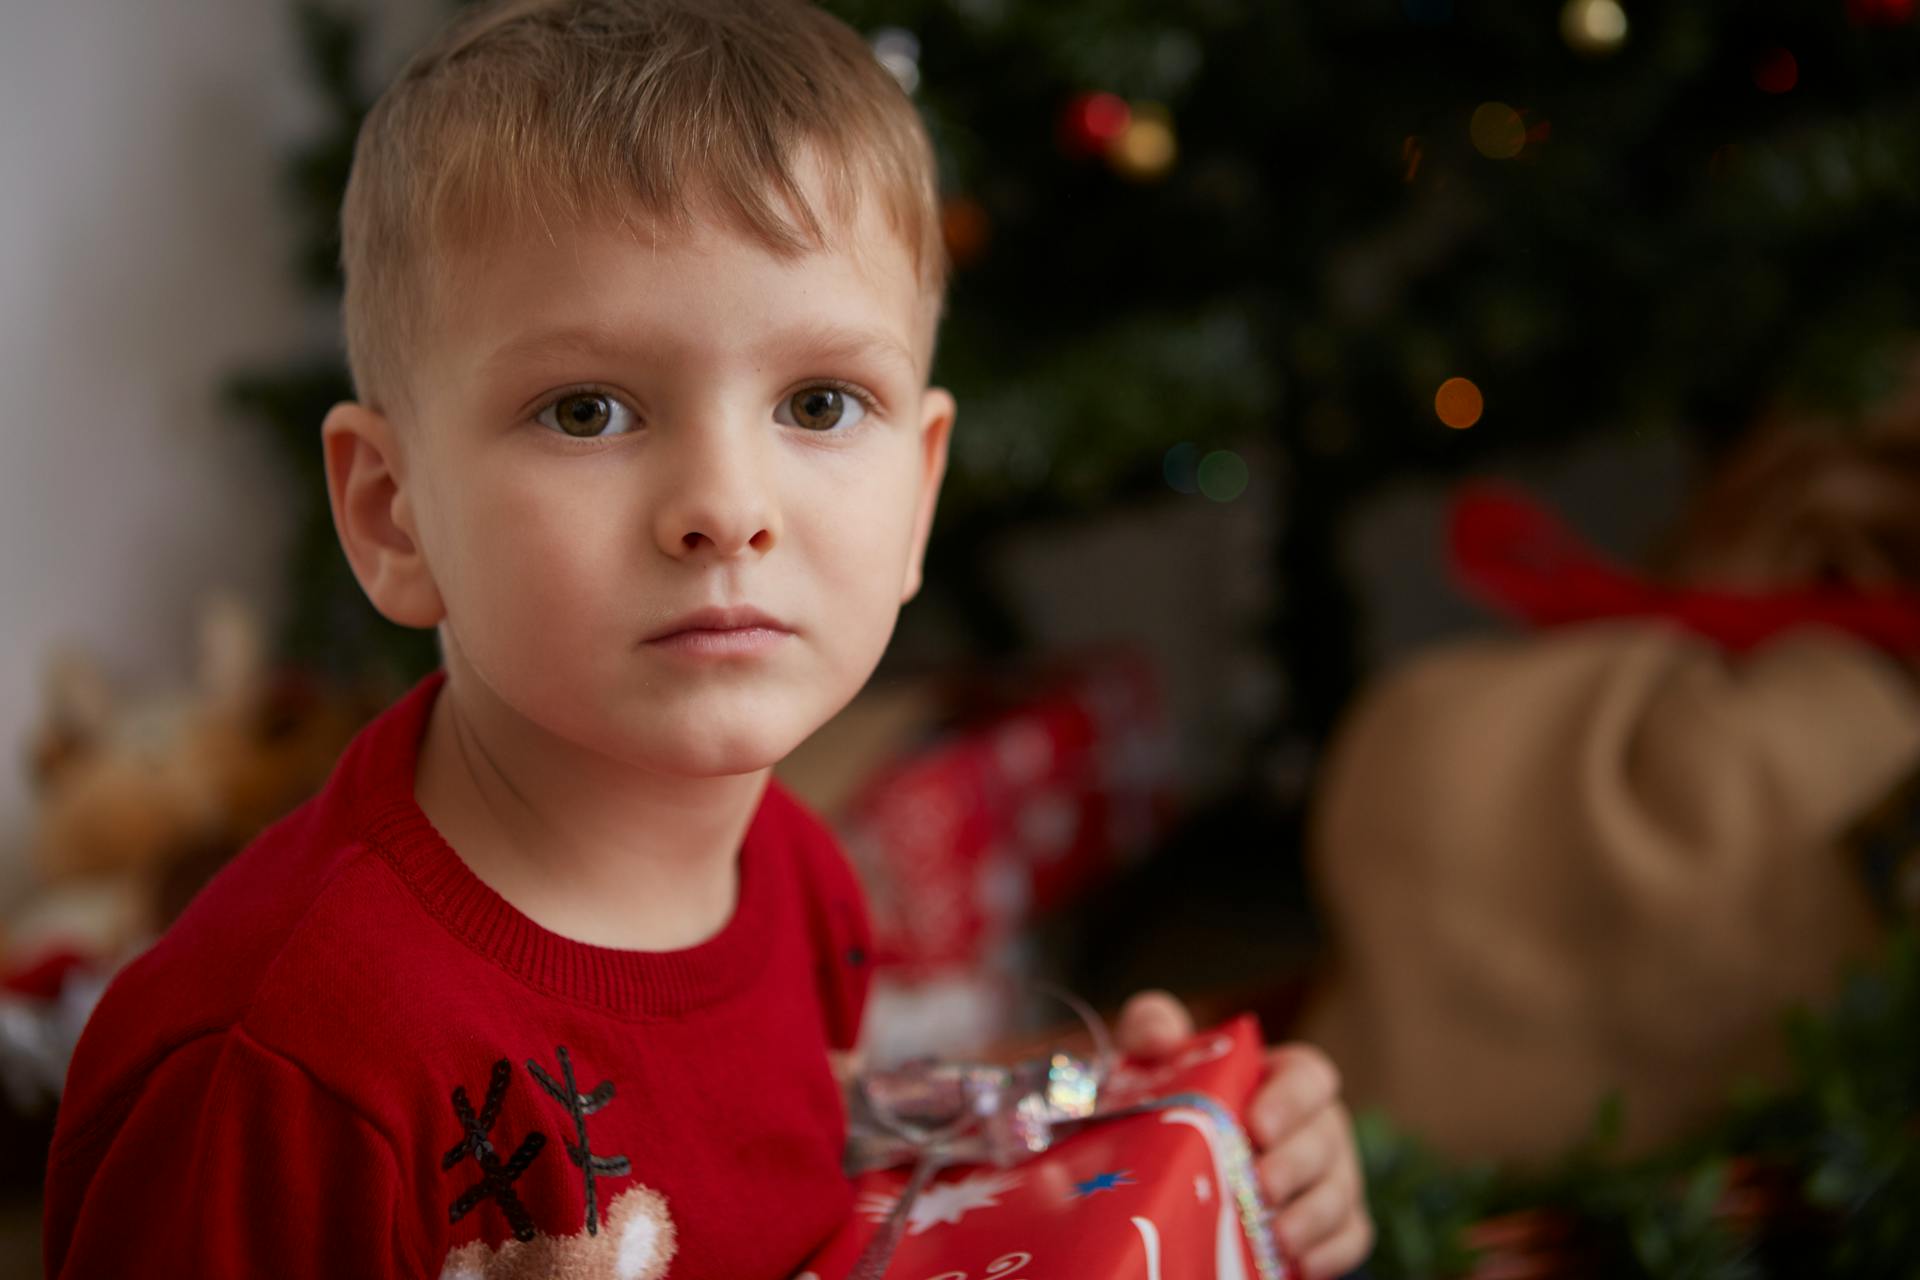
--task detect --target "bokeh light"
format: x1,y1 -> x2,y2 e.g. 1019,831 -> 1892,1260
1059,92 -> 1131,155
1163,442 -> 1200,494
1197,450 -> 1250,502
1470,103 -> 1527,159
1560,0 -> 1629,56
1111,102 -> 1177,181
941,196 -> 991,267
1435,377 -> 1484,429
870,27 -> 921,95
1754,48 -> 1799,94
1847,0 -> 1916,24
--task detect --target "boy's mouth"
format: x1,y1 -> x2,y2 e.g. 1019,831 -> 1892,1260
643,605 -> 794,658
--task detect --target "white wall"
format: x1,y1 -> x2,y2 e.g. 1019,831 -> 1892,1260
0,0 -> 443,879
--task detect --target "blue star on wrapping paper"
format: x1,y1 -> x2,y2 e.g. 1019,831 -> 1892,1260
1072,1170 -> 1137,1198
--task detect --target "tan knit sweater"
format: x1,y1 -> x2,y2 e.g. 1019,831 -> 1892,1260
1298,621 -> 1920,1164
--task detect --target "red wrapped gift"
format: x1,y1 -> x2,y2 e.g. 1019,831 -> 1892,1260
842,649 -> 1174,977
801,1016 -> 1291,1280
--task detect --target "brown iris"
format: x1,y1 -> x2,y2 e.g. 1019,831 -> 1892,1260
790,387 -> 846,431
554,393 -> 613,437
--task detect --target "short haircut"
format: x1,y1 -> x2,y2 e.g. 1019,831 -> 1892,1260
340,0 -> 947,414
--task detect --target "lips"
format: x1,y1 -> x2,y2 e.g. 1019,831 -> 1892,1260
644,605 -> 792,642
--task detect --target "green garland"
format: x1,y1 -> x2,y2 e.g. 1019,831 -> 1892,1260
1359,928 -> 1920,1279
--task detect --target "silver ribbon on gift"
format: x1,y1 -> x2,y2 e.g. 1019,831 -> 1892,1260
845,1045 -> 1106,1174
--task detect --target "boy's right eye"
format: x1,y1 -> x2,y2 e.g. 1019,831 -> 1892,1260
536,391 -> 638,439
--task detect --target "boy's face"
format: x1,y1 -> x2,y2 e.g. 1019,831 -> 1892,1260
331,165 -> 953,778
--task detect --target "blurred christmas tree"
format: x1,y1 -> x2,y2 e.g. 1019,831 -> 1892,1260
236,0 -> 1920,743
226,3 -> 436,687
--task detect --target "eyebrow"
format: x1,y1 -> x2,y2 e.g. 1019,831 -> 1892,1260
774,325 -> 920,381
483,322 -> 920,382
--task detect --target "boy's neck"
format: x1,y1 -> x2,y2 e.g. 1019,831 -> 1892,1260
413,657 -> 771,952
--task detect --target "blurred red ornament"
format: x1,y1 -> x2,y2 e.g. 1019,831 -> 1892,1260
1753,48 -> 1798,94
1058,91 -> 1131,156
1846,0 -> 1915,25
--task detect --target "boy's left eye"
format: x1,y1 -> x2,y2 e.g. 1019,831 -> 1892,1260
778,385 -> 870,433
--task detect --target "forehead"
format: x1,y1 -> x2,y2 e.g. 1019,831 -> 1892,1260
421,183 -> 935,398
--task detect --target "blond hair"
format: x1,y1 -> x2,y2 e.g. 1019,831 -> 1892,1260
340,0 -> 947,413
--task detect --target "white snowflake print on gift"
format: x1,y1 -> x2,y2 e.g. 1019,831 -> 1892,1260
856,1169 -> 1024,1235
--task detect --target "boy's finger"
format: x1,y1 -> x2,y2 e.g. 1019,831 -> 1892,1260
1300,1211 -> 1376,1280
1256,1107 -> 1342,1205
1273,1155 -> 1356,1256
1114,989 -> 1195,1060
1250,1044 -> 1341,1146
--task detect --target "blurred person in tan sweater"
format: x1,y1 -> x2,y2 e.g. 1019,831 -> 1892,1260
1299,366 -> 1920,1164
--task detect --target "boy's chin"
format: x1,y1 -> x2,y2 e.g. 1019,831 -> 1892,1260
626,720 -> 811,780
649,743 -> 790,780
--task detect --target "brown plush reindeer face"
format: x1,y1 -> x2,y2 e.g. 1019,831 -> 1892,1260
437,1184 -> 677,1280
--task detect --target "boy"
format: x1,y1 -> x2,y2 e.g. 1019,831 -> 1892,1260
43,1 -> 1371,1276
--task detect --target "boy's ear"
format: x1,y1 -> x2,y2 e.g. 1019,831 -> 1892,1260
901,387 -> 956,604
320,402 -> 446,630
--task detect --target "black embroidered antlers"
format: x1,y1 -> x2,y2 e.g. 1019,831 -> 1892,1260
441,1048 -> 633,1243
443,1059 -> 548,1242
527,1045 -> 632,1236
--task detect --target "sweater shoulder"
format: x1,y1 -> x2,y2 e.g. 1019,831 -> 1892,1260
59,672 -> 449,1120
51,786 -> 400,1154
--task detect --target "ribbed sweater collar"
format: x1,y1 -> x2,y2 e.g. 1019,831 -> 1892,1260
343,669 -> 781,1020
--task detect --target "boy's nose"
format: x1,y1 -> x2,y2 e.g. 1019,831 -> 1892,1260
652,429 -> 779,560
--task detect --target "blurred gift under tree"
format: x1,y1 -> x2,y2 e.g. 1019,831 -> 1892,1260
232,0 -> 1920,763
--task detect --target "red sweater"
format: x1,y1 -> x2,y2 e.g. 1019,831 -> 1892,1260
43,668 -> 873,1279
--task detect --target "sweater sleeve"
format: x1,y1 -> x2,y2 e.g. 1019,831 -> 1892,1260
780,804 -> 874,1054
44,1025 -> 420,1280
811,839 -> 875,1054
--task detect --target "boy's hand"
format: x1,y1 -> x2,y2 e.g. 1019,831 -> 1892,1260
1115,991 -> 1374,1280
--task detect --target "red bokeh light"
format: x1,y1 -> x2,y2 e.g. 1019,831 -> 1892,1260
1058,92 -> 1132,156
1846,0 -> 1915,26
1753,48 -> 1799,94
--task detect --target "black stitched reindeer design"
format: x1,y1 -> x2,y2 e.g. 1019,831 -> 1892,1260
443,1058 -> 548,1242
526,1045 -> 632,1236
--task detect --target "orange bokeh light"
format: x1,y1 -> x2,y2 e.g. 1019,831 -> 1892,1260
941,196 -> 991,267
1436,377 -> 1485,429
1470,103 -> 1527,159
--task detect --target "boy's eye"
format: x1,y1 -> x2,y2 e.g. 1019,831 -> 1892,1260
780,386 -> 868,433
537,392 -> 637,438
